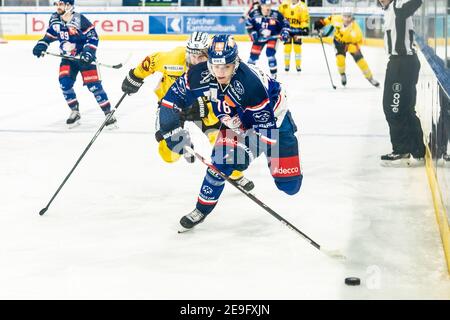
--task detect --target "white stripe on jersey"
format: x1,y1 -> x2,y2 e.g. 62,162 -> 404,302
383,0 -> 418,56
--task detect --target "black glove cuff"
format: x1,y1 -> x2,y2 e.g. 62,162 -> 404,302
127,69 -> 144,87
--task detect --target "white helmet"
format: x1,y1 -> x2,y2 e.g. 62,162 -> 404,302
186,32 -> 209,66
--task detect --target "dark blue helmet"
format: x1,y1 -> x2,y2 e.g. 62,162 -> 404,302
54,0 -> 75,5
207,35 -> 239,66
260,0 -> 272,5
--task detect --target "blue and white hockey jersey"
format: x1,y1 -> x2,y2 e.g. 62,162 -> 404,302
159,61 -> 288,137
246,9 -> 289,42
39,12 -> 99,56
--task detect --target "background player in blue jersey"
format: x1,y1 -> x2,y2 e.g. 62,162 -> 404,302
158,35 -> 303,231
32,0 -> 116,128
246,0 -> 290,79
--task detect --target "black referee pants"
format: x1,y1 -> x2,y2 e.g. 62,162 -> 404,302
383,54 -> 425,157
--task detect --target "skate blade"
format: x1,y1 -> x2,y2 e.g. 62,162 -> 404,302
380,158 -> 424,167
407,159 -> 425,167
178,227 -> 193,234
105,123 -> 119,130
67,121 -> 81,129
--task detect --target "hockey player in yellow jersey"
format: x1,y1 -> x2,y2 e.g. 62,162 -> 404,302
314,12 -> 380,87
278,0 -> 310,72
121,32 -> 255,191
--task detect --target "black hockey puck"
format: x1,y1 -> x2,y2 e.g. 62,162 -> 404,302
345,277 -> 361,286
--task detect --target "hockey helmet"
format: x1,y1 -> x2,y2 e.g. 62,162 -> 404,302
186,32 -> 209,67
207,35 -> 239,78
54,0 -> 75,5
208,35 -> 238,66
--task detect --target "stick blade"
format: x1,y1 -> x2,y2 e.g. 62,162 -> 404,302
112,63 -> 123,69
39,207 -> 48,216
322,248 -> 347,260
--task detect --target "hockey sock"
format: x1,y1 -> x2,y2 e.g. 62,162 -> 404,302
268,56 -> 277,76
87,82 -> 111,113
284,43 -> 292,69
356,58 -> 373,79
196,167 -> 227,215
294,44 -> 302,69
336,54 -> 346,75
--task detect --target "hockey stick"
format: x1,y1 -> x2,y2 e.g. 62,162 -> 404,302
44,51 -> 124,69
184,146 -> 346,260
39,93 -> 127,216
318,35 -> 337,90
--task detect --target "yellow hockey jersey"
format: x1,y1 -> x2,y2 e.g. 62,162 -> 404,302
132,45 -> 218,128
278,0 -> 309,29
133,46 -> 186,101
322,15 -> 363,44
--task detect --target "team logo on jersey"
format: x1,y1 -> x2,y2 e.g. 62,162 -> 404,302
200,70 -> 213,84
141,57 -> 151,72
52,24 -> 61,33
202,186 -> 213,195
232,80 -> 244,95
176,81 -> 186,94
201,70 -> 210,78
253,111 -> 271,123
269,19 -> 276,25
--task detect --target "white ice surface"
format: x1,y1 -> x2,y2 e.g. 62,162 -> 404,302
0,40 -> 449,299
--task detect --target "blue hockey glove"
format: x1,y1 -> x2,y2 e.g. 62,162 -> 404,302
299,27 -> 309,36
80,47 -> 96,65
249,31 -> 259,43
32,41 -> 48,58
280,29 -> 290,42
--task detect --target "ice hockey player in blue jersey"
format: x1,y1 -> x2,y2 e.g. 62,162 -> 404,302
158,35 -> 303,231
246,0 -> 290,79
32,0 -> 116,128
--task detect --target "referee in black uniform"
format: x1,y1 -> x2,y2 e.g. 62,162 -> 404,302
379,0 -> 424,164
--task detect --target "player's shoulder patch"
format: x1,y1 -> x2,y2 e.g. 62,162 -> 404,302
49,13 -> 61,24
228,63 -> 267,104
141,53 -> 157,72
187,62 -> 211,89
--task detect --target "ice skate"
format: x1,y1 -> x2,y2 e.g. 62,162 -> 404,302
66,109 -> 81,128
232,175 -> 255,192
104,111 -> 118,130
178,208 -> 206,232
340,73 -> 347,86
368,77 -> 380,87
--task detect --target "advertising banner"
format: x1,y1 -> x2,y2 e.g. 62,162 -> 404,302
0,14 -> 26,35
26,13 -> 149,35
149,14 -> 245,34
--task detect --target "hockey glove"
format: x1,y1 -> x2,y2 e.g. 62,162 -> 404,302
155,128 -> 195,163
122,69 -> 144,95
299,27 -> 309,36
79,46 -> 96,65
163,127 -> 193,154
32,41 -> 48,58
280,29 -> 290,42
182,96 -> 210,121
249,31 -> 259,43
314,19 -> 325,32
